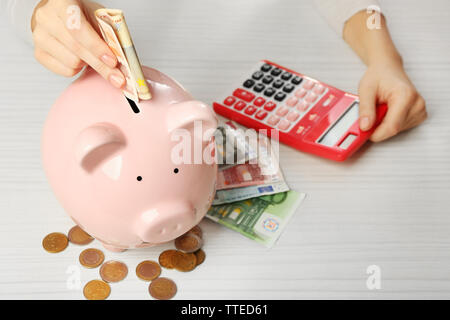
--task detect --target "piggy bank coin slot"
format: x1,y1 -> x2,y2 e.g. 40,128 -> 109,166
125,96 -> 140,114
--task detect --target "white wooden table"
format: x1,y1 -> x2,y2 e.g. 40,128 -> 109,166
0,0 -> 449,299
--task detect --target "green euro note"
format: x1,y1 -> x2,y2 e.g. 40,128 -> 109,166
206,191 -> 306,248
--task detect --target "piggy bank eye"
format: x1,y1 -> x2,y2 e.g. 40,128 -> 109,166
137,176 -> 143,181
173,168 -> 179,174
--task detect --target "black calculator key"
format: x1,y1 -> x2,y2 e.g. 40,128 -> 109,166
273,79 -> 284,89
243,79 -> 255,88
261,63 -> 272,72
252,71 -> 264,80
270,68 -> 282,76
274,92 -> 286,101
283,83 -> 295,93
272,79 -> 284,89
281,72 -> 292,80
264,88 -> 276,97
262,75 -> 274,84
253,83 -> 265,92
291,76 -> 303,85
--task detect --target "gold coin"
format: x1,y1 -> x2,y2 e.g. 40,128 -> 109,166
149,277 -> 177,300
42,232 -> 68,253
83,280 -> 111,300
68,225 -> 94,245
188,225 -> 203,238
136,260 -> 161,281
194,249 -> 206,266
99,260 -> 128,283
173,251 -> 197,272
79,248 -> 105,268
174,233 -> 203,253
159,250 -> 178,269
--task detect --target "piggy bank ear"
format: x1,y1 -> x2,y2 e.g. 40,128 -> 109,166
167,101 -> 218,141
74,123 -> 126,172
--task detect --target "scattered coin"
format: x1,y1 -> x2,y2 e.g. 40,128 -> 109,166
194,249 -> 206,266
83,279 -> 111,300
79,248 -> 105,268
149,277 -> 177,300
159,250 -> 178,269
68,225 -> 94,245
100,260 -> 128,283
175,233 -> 203,253
173,252 -> 197,272
42,232 -> 69,253
188,225 -> 203,238
136,260 -> 161,281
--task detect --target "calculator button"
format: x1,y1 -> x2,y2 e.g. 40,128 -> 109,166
305,92 -> 317,103
252,71 -> 264,80
303,79 -> 315,90
276,106 -> 289,117
255,110 -> 268,120
233,88 -> 255,102
264,87 -> 276,97
224,96 -> 236,106
281,72 -> 292,80
262,75 -> 274,84
295,88 -> 307,98
287,111 -> 300,122
253,83 -> 265,93
286,96 -> 299,107
270,68 -> 282,76
297,100 -> 310,112
267,115 -> 280,126
273,80 -> 284,89
283,83 -> 295,93
322,94 -> 335,107
264,101 -> 277,111
277,119 -> 290,131
234,101 -> 246,110
243,79 -> 255,88
295,126 -> 305,134
313,84 -> 325,95
291,76 -> 303,85
244,105 -> 257,115
274,92 -> 286,102
261,63 -> 272,72
254,97 -> 266,107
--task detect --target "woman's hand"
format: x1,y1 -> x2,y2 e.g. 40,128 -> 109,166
358,59 -> 427,142
31,0 -> 125,88
344,10 -> 427,142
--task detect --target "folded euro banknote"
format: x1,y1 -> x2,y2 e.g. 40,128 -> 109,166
207,191 -> 306,248
95,8 -> 150,102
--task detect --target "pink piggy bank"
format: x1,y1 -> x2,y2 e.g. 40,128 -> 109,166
42,66 -> 217,252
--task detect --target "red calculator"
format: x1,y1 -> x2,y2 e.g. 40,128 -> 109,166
213,60 -> 387,161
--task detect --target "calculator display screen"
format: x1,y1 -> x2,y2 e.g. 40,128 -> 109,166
317,102 -> 359,148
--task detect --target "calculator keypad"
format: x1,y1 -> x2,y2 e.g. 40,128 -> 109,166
221,61 -> 329,133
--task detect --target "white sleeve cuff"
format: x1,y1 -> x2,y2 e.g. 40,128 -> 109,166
1,0 -> 41,45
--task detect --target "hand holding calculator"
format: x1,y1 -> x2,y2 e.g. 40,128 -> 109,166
213,60 -> 387,161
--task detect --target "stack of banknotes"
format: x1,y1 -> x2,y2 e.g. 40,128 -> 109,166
207,121 -> 306,247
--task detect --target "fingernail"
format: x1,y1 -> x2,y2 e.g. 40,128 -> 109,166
101,54 -> 117,68
360,117 -> 371,131
109,72 -> 125,88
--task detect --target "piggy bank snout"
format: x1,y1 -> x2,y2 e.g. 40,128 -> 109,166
137,201 -> 197,243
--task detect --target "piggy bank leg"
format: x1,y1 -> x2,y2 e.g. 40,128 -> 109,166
102,242 -> 127,252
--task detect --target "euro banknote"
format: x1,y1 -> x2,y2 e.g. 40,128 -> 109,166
207,191 -> 306,247
95,8 -> 151,102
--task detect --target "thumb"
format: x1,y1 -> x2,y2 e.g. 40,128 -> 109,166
358,81 -> 378,131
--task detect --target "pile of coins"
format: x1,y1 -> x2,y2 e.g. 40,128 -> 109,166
159,226 -> 206,272
42,224 -> 206,300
